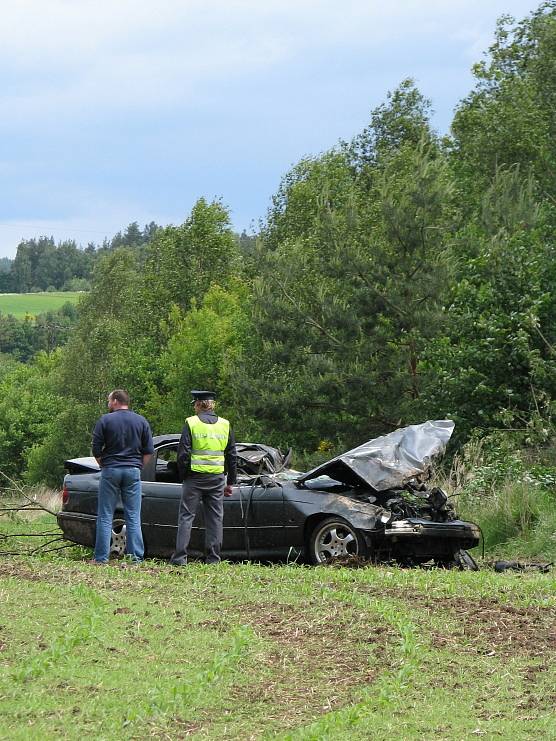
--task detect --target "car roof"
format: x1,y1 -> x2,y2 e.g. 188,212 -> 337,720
153,434 -> 181,446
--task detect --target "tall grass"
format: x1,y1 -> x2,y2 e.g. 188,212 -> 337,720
457,482 -> 556,557
0,485 -> 61,522
435,439 -> 556,560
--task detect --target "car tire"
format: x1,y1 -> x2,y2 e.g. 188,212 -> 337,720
307,517 -> 368,565
110,522 -> 127,558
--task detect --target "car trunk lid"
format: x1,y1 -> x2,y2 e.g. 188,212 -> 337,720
64,457 -> 100,475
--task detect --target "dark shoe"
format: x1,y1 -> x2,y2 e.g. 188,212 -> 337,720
88,559 -> 107,565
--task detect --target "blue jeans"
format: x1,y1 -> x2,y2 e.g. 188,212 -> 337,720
94,466 -> 144,562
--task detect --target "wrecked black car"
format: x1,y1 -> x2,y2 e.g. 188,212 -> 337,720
57,420 -> 480,566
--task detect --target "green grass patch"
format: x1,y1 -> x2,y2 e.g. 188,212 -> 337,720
0,519 -> 554,740
0,292 -> 83,318
457,480 -> 556,561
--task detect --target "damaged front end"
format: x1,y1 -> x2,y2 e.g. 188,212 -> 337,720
297,420 -> 480,566
309,481 -> 480,566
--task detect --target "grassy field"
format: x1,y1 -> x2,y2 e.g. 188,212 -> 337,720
0,292 -> 83,318
0,514 -> 555,740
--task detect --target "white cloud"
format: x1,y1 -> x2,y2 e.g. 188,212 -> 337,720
0,0 -> 537,118
0,0 -> 541,256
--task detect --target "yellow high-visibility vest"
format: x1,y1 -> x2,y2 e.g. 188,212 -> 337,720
187,415 -> 230,474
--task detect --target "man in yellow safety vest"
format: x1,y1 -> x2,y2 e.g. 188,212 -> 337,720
170,390 -> 237,565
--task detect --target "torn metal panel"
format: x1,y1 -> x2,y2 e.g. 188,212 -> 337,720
287,487 -> 391,530
236,443 -> 293,476
153,433 -> 181,447
298,420 -> 455,491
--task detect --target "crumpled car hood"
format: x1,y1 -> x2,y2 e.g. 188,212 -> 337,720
297,420 -> 455,491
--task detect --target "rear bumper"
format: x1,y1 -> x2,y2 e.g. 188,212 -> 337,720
57,511 -> 96,547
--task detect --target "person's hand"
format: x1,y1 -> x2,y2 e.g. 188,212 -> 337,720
224,485 -> 233,497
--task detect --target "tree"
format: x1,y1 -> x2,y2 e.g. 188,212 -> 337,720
143,198 -> 241,315
451,3 -> 556,205
60,248 -> 149,408
421,168 -> 556,442
0,352 -> 64,481
11,242 -> 33,292
146,282 -> 253,433
246,83 -> 456,451
25,401 -> 99,486
28,248 -> 157,484
349,78 -> 434,170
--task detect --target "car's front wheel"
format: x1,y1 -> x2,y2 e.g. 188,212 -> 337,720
307,517 -> 368,564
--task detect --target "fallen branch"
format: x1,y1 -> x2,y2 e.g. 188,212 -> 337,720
0,469 -> 64,557
0,506 -> 51,516
28,537 -> 65,555
33,542 -> 77,555
0,471 -> 59,517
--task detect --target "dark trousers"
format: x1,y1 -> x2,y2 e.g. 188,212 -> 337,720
171,473 -> 225,564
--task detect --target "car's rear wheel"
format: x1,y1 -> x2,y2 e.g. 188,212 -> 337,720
110,522 -> 126,557
307,517 -> 368,564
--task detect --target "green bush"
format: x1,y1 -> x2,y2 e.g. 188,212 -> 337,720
445,433 -> 556,559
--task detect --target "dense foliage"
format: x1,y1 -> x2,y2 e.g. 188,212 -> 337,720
0,303 -> 79,361
1,3 -> 556,492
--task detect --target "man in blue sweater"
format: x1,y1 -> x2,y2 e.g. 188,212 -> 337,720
91,389 -> 154,564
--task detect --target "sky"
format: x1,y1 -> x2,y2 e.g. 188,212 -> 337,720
0,0 -> 544,258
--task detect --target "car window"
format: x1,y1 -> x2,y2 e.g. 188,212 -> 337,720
155,445 -> 179,483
